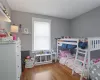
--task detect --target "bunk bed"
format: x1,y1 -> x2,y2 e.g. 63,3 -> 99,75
57,37 -> 100,80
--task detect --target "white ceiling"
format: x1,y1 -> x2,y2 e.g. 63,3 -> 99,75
7,0 -> 100,19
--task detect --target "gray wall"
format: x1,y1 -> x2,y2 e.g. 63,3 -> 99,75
70,6 -> 100,37
0,0 -> 11,31
11,11 -> 70,51
11,4 -> 100,51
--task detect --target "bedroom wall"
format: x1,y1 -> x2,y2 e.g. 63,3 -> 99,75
11,10 -> 70,51
70,6 -> 100,37
70,6 -> 100,58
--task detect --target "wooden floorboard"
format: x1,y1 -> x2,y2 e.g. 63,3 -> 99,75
20,63 -> 80,80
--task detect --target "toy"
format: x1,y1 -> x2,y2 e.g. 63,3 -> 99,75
0,28 -> 9,38
25,57 -> 34,68
26,56 -> 31,59
39,51 -> 43,54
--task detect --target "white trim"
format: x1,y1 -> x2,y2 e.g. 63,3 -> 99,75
32,17 -> 51,51
32,17 -> 51,23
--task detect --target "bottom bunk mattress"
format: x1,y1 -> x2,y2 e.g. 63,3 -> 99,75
59,57 -> 67,65
90,64 -> 100,80
64,58 -> 74,69
64,58 -> 88,77
59,57 -> 88,77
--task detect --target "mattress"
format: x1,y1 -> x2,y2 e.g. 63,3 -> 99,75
64,58 -> 88,77
64,58 -> 74,69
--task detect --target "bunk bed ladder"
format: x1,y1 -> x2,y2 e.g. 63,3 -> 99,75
72,49 -> 88,80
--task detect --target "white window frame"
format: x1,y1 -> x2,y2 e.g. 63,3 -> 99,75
32,17 -> 51,51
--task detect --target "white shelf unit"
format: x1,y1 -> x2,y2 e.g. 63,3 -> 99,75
22,32 -> 31,35
34,53 -> 52,65
0,40 -> 21,80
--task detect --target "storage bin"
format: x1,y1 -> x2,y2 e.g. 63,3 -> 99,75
25,58 -> 35,68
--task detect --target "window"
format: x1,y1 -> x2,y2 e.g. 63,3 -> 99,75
32,18 -> 51,51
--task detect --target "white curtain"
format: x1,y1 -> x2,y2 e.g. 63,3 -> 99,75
33,20 -> 51,51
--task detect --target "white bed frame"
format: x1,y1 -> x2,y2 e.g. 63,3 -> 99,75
87,37 -> 100,68
57,37 -> 100,80
57,38 -> 79,59
57,38 -> 78,57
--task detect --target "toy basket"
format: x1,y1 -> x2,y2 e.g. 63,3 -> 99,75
25,58 -> 35,68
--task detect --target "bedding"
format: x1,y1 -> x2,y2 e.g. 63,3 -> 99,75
64,57 -> 88,77
90,64 -> 100,80
59,57 -> 67,65
59,50 -> 75,58
59,53 -> 74,65
61,41 -> 88,49
64,58 -> 74,69
78,41 -> 88,49
59,56 -> 96,78
62,44 -> 77,49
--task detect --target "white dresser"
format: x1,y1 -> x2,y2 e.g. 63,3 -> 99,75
0,40 -> 21,80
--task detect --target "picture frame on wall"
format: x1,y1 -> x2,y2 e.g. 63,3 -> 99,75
24,28 -> 28,34
22,28 -> 31,35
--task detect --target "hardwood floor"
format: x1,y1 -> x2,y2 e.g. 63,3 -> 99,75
20,63 -> 80,80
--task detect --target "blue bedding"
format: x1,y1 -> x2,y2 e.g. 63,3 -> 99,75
78,41 -> 88,49
62,41 -> 88,49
